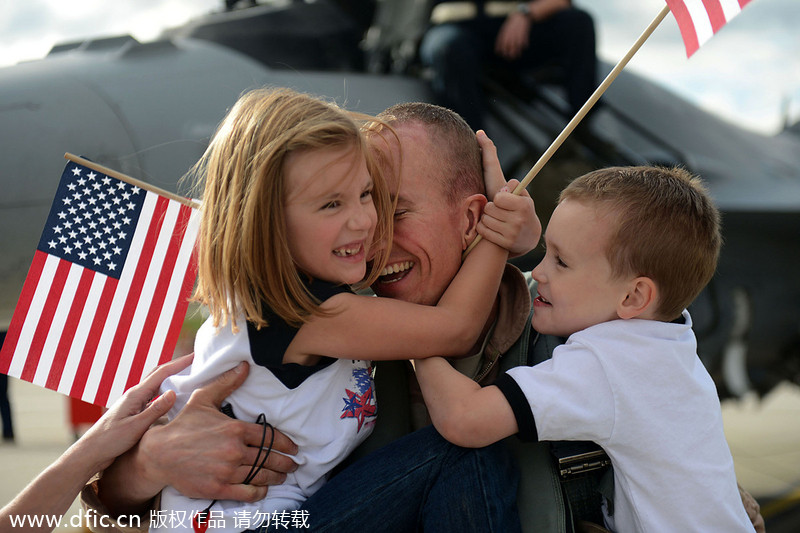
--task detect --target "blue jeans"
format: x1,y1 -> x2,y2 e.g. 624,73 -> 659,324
251,425 -> 520,532
419,8 -> 597,131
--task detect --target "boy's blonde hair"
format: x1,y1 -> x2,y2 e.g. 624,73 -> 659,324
191,87 -> 393,329
560,166 -> 721,320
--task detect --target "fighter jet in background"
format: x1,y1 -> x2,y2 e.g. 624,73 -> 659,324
1,0 -> 799,398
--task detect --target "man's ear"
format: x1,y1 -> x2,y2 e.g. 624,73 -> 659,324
618,277 -> 659,320
461,193 -> 488,250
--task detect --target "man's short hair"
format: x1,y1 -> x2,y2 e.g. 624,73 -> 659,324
560,166 -> 722,320
377,102 -> 483,205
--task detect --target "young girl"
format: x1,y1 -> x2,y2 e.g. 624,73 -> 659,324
152,88 -> 513,533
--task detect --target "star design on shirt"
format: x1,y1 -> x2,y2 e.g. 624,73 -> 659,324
340,386 -> 376,432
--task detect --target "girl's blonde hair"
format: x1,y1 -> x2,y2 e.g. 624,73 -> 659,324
191,87 -> 393,329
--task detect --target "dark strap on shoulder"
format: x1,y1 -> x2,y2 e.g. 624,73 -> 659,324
529,330 -> 567,366
499,313 -> 611,532
499,311 -> 567,532
499,307 -> 536,372
498,304 -> 567,371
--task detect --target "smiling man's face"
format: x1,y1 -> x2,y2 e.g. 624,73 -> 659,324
370,122 -> 469,305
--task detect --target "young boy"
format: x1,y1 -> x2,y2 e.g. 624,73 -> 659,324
414,166 -> 755,532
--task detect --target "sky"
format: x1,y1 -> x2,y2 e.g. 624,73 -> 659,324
1,0 -> 798,135
581,0 -> 800,135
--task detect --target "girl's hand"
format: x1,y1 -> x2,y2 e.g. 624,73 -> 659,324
478,179 -> 541,257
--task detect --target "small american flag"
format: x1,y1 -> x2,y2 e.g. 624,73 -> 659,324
666,0 -> 754,57
0,156 -> 200,406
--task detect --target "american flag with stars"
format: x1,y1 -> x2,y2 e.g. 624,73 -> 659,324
0,157 -> 200,407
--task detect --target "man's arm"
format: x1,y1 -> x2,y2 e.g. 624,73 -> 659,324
413,357 -> 518,448
95,361 -> 298,517
496,0 -> 570,59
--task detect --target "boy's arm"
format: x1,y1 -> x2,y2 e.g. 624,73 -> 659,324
414,357 -> 519,448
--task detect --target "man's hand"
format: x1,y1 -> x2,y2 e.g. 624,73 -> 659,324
476,131 -> 541,257
495,0 -> 571,60
739,484 -> 765,533
139,361 -> 298,501
496,12 -> 531,60
98,361 -> 298,514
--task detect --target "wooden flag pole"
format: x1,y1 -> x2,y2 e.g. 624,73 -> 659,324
464,4 -> 671,259
64,153 -> 201,209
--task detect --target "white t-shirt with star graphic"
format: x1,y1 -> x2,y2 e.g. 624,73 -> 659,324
153,300 -> 376,532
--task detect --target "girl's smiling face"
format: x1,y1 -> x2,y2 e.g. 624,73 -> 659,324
284,144 -> 377,285
531,198 -> 631,338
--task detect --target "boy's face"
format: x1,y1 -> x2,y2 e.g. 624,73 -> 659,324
531,198 -> 632,338
284,145 -> 377,285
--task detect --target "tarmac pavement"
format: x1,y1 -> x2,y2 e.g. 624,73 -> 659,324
2,376 -> 799,531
